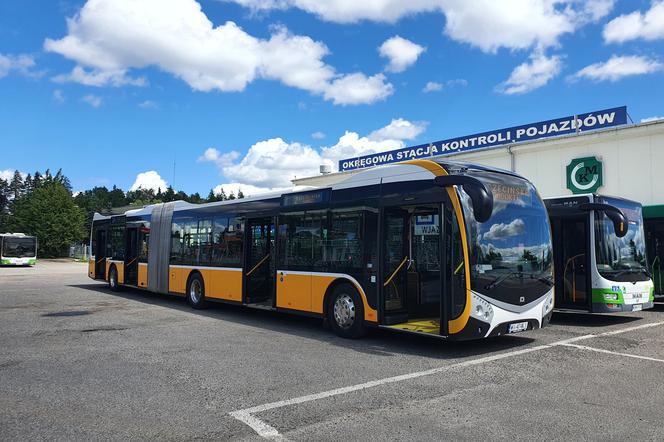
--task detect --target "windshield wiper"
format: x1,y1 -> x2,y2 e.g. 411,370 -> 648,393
484,272 -> 521,290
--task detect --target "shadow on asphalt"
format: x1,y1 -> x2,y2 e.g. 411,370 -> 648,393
550,311 -> 640,327
69,282 -> 538,360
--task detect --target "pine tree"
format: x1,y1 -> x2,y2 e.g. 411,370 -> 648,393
0,178 -> 10,214
163,186 -> 175,202
206,189 -> 216,202
33,171 -> 43,189
237,189 -> 245,199
24,174 -> 33,194
228,191 -> 236,200
219,188 -> 227,201
9,170 -> 24,200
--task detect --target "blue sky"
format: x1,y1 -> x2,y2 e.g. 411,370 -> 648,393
1,0 -> 663,195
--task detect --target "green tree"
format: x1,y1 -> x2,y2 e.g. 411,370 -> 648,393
237,189 -> 245,199
109,185 -> 126,207
8,182 -> 86,257
9,170 -> 24,200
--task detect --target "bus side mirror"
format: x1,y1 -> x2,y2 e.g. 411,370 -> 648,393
579,203 -> 628,238
434,175 -> 494,223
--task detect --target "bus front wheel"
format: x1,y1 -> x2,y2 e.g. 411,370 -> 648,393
327,284 -> 367,339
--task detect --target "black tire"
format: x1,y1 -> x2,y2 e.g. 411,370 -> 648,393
186,273 -> 207,309
108,265 -> 120,292
327,283 -> 367,339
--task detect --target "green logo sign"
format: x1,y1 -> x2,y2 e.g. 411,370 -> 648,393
566,156 -> 603,194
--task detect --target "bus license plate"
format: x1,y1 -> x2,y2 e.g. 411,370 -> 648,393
632,304 -> 643,312
508,322 -> 528,334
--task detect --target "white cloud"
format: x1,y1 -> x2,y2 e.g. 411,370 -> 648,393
200,118 -> 427,189
0,53 -> 40,79
496,53 -> 563,94
81,94 -> 103,107
603,1 -> 664,43
423,81 -> 443,93
44,0 -> 392,105
311,131 -> 326,140
423,78 -> 468,92
52,66 -> 146,87
570,55 -> 663,82
323,73 -> 393,105
228,0 -> 614,52
482,218 -> 526,241
213,182 -> 274,197
53,89 -> 65,103
368,118 -> 427,141
642,116 -> 664,123
378,36 -> 425,73
130,170 -> 168,192
138,100 -> 158,109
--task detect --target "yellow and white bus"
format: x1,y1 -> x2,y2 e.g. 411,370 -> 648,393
89,159 -> 554,340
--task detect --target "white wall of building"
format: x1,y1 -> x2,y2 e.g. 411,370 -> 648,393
294,120 -> 664,207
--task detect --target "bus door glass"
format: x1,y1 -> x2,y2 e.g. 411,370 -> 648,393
645,218 -> 664,296
244,217 -> 275,305
95,227 -> 107,279
125,226 -> 139,286
382,205 -> 441,319
554,215 -> 589,308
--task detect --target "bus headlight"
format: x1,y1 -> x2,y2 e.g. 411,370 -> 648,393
471,293 -> 493,323
604,293 -> 619,301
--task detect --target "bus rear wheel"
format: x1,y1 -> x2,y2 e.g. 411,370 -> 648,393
327,284 -> 367,339
187,273 -> 207,309
108,266 -> 120,292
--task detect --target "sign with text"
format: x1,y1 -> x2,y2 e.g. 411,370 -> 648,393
339,106 -> 627,172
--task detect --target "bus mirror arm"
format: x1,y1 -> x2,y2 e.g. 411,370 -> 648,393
434,175 -> 494,223
578,203 -> 628,238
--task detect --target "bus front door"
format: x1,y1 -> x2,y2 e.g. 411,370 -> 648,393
95,228 -> 107,280
382,205 -> 441,326
243,217 -> 275,306
553,215 -> 590,310
124,227 -> 139,286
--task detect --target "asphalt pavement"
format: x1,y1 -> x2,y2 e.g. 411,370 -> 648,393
1,260 -> 663,441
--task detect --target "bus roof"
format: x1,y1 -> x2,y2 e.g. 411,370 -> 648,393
103,159 -> 530,219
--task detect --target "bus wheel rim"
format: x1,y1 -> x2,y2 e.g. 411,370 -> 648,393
190,280 -> 202,303
110,271 -> 116,287
333,294 -> 355,329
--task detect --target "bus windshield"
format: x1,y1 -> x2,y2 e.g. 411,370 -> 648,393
595,197 -> 649,282
2,237 -> 37,258
460,171 -> 553,306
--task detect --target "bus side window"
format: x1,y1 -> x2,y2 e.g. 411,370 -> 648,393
170,220 -> 184,264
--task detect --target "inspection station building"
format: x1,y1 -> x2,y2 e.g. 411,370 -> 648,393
293,106 -> 664,294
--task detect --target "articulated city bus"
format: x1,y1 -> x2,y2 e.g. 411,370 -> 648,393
89,160 -> 555,340
1,233 -> 37,266
545,194 -> 654,313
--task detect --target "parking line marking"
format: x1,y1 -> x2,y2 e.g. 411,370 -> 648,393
229,320 -> 664,440
597,320 -> 664,336
229,410 -> 291,441
560,343 -> 664,363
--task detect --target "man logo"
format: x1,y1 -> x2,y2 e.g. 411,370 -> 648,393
566,156 -> 603,194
